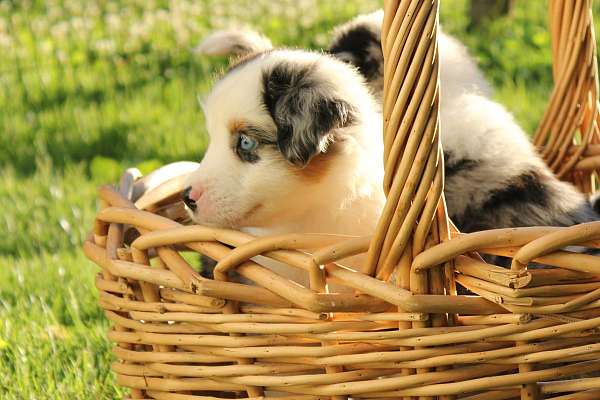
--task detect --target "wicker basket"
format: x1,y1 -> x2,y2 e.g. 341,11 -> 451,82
84,1 -> 600,399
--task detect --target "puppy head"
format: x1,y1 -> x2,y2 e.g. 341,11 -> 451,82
184,50 -> 377,229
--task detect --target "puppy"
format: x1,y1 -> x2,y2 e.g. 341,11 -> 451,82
184,48 -> 384,285
185,12 -> 599,283
326,10 -> 599,233
184,49 -> 384,236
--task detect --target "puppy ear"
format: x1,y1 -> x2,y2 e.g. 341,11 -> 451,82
328,10 -> 384,93
262,63 -> 355,167
195,29 -> 273,57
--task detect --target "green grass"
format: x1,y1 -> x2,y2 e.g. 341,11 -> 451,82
1,0 -> 599,398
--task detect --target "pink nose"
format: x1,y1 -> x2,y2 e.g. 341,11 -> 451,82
182,185 -> 204,211
188,187 -> 203,201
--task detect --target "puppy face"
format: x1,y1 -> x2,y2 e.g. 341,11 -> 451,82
184,50 -> 373,229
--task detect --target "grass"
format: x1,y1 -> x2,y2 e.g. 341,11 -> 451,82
0,0 -> 599,398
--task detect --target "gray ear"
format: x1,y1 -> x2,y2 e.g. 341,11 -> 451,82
262,63 -> 355,167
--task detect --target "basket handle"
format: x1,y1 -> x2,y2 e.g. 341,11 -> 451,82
367,1 -> 448,295
533,0 -> 600,191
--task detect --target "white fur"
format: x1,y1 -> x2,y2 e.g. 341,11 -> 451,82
195,29 -> 273,56
185,50 -> 384,286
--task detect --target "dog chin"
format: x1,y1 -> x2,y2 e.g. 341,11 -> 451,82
187,203 -> 263,229
187,215 -> 225,228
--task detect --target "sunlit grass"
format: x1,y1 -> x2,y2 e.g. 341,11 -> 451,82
0,250 -> 122,399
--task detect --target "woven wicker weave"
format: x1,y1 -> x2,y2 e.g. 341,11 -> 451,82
84,1 -> 600,399
534,0 -> 600,192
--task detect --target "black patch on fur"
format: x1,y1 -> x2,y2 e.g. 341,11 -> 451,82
591,193 -> 600,215
262,62 -> 355,166
329,26 -> 382,80
452,171 -> 551,233
443,151 -> 479,177
485,171 -> 550,210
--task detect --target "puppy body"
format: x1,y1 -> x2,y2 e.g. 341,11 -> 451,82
328,10 -> 598,232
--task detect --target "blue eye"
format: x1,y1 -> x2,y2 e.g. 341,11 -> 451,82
238,134 -> 258,152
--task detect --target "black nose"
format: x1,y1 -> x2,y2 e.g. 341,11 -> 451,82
182,186 -> 197,211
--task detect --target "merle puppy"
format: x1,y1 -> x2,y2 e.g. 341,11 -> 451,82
186,11 -> 599,281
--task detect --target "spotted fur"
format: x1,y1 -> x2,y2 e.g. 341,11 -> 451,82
329,10 -> 599,234
262,62 -> 356,166
189,13 -> 600,287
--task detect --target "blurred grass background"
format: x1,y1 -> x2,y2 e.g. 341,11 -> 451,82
0,0 -> 599,398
